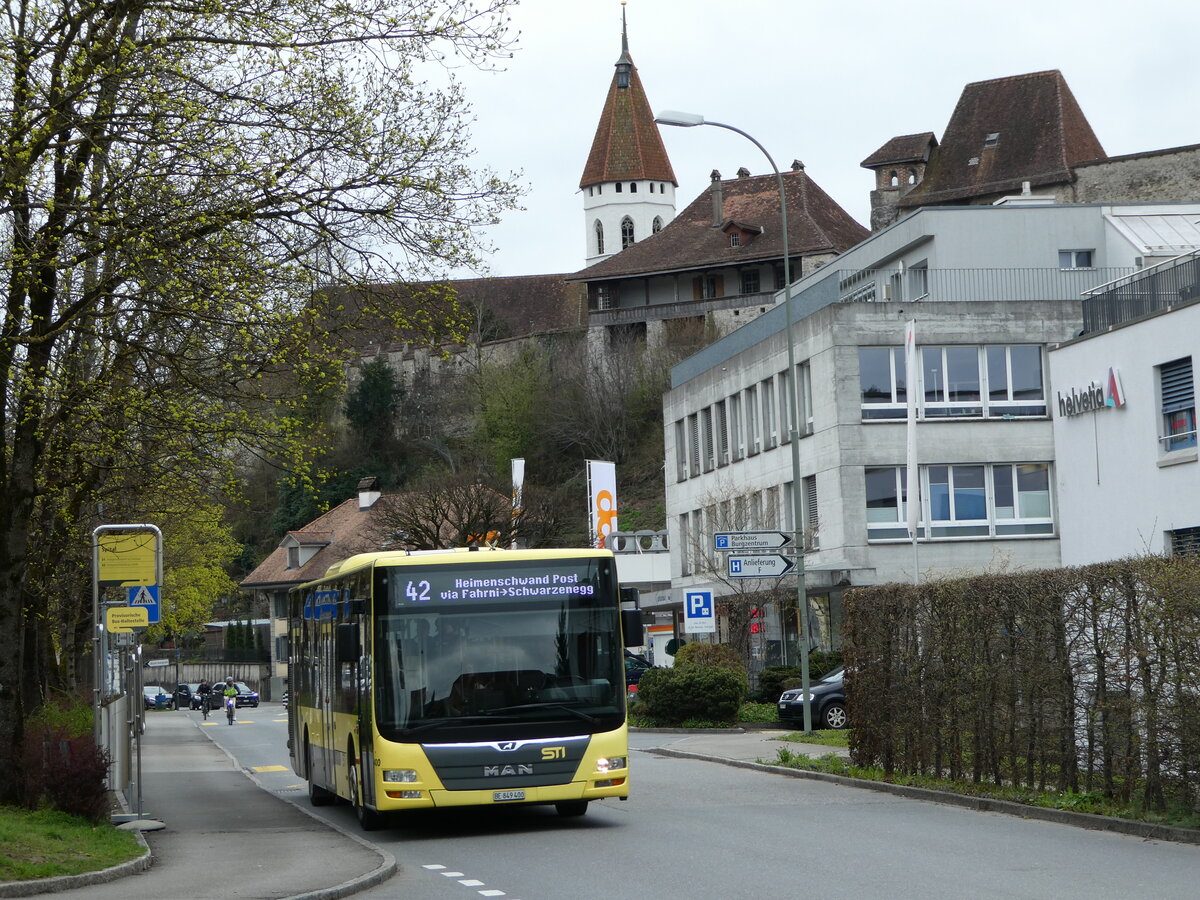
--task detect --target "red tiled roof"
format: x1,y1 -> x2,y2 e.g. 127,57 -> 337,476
579,52 -> 676,188
240,498 -> 395,591
899,70 -> 1105,207
569,168 -> 869,281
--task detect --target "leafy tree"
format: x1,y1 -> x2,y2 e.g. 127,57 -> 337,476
0,0 -> 521,802
345,359 -> 404,456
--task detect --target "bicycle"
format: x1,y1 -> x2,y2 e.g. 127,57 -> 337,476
201,694 -> 210,720
225,695 -> 236,725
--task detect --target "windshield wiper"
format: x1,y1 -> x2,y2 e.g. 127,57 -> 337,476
486,702 -> 599,724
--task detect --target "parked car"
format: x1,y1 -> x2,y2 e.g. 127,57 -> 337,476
624,650 -> 653,688
232,682 -> 259,708
777,667 -> 848,730
173,682 -> 200,710
142,685 -> 172,710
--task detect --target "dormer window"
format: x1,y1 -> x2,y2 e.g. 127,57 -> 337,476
985,132 -> 1000,148
730,233 -> 741,247
287,546 -> 299,569
968,157 -> 980,166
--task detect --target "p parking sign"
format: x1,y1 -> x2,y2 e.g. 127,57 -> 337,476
683,590 -> 715,634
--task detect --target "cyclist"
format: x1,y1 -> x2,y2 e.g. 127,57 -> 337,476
222,677 -> 239,724
198,679 -> 213,718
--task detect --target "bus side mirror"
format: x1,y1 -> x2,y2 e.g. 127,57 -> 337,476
621,608 -> 644,648
336,623 -> 359,663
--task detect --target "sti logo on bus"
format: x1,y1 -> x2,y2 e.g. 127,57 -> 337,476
485,764 -> 534,777
541,746 -> 566,760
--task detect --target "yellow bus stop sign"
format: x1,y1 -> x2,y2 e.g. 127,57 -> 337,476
107,607 -> 150,633
98,532 -> 158,586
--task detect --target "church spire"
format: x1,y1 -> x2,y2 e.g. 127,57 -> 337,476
580,3 -> 678,266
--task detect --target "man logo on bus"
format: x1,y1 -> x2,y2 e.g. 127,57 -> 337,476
484,764 -> 533,777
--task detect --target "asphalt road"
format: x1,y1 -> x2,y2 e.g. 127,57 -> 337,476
207,708 -> 1200,900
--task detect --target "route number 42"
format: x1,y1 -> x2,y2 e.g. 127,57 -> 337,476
405,580 -> 431,602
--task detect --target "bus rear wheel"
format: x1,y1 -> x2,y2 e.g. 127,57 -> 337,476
349,743 -> 383,831
306,736 -> 334,807
555,800 -> 588,818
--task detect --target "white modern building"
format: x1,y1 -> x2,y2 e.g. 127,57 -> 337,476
1049,250 -> 1200,564
663,202 -> 1200,661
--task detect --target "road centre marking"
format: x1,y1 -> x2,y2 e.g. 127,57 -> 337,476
251,765 -> 288,772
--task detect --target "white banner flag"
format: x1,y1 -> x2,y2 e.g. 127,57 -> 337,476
905,319 -> 920,539
586,460 -> 618,549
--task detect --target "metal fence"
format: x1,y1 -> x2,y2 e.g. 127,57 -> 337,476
1081,251 -> 1200,331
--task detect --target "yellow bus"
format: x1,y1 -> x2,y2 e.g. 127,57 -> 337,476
287,546 -> 636,829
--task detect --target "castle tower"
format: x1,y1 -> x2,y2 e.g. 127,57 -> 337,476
579,3 -> 678,266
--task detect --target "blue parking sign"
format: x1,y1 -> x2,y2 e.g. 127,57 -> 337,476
684,590 -> 715,634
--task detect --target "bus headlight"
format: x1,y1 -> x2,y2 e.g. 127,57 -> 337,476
596,756 -> 626,773
383,769 -> 419,783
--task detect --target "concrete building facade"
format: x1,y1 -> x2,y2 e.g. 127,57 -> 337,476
663,203 -> 1200,661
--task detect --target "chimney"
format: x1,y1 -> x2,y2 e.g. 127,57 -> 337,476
710,170 -> 723,226
357,476 -> 381,510
736,167 -> 751,178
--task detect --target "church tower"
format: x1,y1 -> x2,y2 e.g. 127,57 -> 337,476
580,3 -> 677,267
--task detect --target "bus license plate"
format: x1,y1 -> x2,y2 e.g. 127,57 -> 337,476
493,790 -> 525,802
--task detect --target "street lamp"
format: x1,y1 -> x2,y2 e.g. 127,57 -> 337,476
655,110 -> 815,733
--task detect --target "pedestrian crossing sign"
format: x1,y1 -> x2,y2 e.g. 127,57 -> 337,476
127,584 -> 161,624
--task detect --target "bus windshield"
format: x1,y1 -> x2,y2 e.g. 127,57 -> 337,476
372,557 -> 624,741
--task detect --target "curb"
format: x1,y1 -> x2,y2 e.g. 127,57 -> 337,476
209,721 -> 399,900
0,836 -> 151,899
645,747 -> 1200,846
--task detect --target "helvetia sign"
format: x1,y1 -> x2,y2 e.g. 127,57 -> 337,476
1056,368 -> 1125,418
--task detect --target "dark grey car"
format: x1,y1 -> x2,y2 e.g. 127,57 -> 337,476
777,667 -> 847,730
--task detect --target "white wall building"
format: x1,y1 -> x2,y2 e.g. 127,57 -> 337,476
1049,251 -> 1200,564
663,202 -> 1200,662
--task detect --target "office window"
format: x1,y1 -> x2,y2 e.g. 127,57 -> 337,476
1159,356 -> 1197,452
745,384 -> 760,454
741,270 -> 760,294
923,346 -> 982,417
865,466 -> 912,541
716,400 -> 729,466
1059,249 -> 1094,269
761,378 -> 777,449
701,407 -> 715,472
779,369 -> 794,443
991,464 -> 1053,535
1169,526 -> 1200,557
679,512 -> 692,576
798,361 -> 814,435
859,347 -> 908,419
910,262 -> 929,299
674,420 -> 687,482
687,414 -> 700,478
986,346 -> 1046,416
867,463 -> 1053,541
729,394 -> 744,461
803,475 -> 819,549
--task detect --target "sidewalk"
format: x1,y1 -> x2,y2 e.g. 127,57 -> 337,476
633,726 -> 850,765
0,713 -> 394,900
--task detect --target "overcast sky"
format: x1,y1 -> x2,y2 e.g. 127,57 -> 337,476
446,0 -> 1200,279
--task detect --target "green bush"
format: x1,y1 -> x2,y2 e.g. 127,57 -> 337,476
636,665 -> 747,726
756,652 -> 843,701
673,641 -> 744,673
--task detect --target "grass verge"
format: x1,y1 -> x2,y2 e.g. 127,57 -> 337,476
0,806 -> 143,882
764,747 -> 1200,831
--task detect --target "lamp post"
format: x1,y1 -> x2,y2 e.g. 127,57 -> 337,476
655,110 -> 814,733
